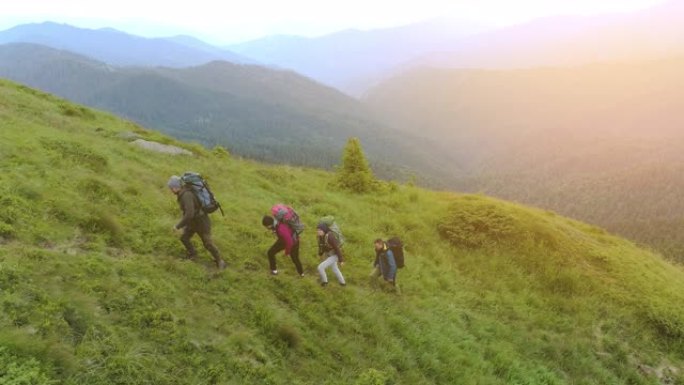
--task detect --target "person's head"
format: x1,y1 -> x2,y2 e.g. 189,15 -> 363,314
374,238 -> 385,251
262,215 -> 275,230
167,175 -> 182,194
317,223 -> 330,237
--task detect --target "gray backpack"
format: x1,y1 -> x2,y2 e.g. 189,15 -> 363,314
181,172 -> 224,216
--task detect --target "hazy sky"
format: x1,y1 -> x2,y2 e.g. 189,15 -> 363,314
0,0 -> 668,44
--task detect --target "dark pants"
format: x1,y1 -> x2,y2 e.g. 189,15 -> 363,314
181,216 -> 223,264
267,238 -> 303,275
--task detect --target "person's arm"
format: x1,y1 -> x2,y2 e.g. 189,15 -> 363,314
277,224 -> 295,256
175,192 -> 196,229
327,234 -> 344,263
317,236 -> 325,257
385,250 -> 397,281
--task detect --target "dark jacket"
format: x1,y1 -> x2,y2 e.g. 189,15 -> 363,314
175,187 -> 205,229
375,245 -> 397,281
319,231 -> 344,263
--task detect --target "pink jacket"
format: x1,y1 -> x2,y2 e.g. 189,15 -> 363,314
276,223 -> 297,255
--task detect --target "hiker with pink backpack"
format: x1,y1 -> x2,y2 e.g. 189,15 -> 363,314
262,204 -> 305,276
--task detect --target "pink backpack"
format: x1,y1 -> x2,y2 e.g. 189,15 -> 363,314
271,204 -> 305,235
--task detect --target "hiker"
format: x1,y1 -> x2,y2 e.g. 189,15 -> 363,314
371,238 -> 397,286
168,175 -> 226,270
317,223 -> 346,287
262,210 -> 304,277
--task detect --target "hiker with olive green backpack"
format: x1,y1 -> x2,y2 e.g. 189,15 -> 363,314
316,216 -> 346,287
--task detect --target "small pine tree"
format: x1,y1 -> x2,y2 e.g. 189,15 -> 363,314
337,137 -> 375,193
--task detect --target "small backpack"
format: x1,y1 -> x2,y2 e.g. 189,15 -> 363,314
387,237 -> 405,269
181,172 -> 224,216
319,216 -> 344,247
271,204 -> 305,235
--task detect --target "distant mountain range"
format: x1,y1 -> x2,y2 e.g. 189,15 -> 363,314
228,19 -> 492,94
0,43 -> 455,182
229,0 -> 684,94
3,1 -> 682,96
0,22 -> 253,67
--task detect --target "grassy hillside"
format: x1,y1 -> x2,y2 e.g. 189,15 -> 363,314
0,43 -> 455,185
365,58 -> 684,261
1,79 -> 684,384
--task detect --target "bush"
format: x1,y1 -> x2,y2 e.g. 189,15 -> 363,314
355,368 -> 392,385
212,145 -> 230,159
0,347 -> 55,385
275,324 -> 301,349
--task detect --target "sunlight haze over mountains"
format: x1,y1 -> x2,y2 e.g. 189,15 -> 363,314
0,0 -> 668,43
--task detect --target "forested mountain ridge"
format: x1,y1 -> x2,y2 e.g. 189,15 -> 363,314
0,43 -> 457,183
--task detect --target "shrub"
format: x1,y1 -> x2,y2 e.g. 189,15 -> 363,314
0,347 -> 55,385
355,368 -> 391,385
275,324 -> 301,349
212,145 -> 230,159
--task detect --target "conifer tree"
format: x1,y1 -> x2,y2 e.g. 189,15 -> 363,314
336,137 -> 375,193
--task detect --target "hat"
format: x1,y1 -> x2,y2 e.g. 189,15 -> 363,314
167,175 -> 182,189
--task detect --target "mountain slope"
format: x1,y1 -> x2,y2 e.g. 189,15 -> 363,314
0,43 -> 454,183
229,19 -> 491,94
365,58 -> 684,260
1,80 -> 684,384
0,22 -> 252,67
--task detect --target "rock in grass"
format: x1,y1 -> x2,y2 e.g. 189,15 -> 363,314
131,139 -> 192,156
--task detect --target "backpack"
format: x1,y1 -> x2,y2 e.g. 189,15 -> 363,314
319,216 -> 344,247
271,204 -> 305,235
181,172 -> 224,216
387,237 -> 405,269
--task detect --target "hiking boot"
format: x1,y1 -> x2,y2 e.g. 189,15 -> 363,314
217,260 -> 227,270
320,282 -> 328,287
186,254 -> 198,261
299,273 -> 305,278
339,282 -> 347,287
271,270 -> 279,276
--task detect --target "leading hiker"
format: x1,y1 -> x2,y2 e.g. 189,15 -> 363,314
168,175 -> 227,270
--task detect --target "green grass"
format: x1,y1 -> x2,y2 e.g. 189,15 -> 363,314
0,78 -> 683,384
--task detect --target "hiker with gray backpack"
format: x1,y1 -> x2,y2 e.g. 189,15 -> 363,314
168,172 -> 226,270
316,216 -> 346,287
262,204 -> 305,277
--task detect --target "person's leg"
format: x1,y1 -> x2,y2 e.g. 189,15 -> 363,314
195,217 -> 222,264
267,238 -> 285,273
317,256 -> 335,284
330,256 -> 346,285
180,227 -> 198,259
199,231 -> 224,267
289,242 -> 304,275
